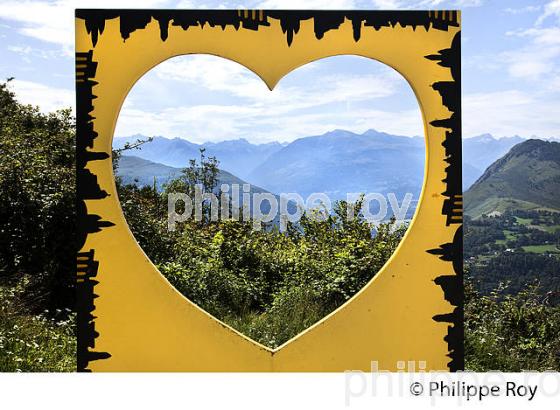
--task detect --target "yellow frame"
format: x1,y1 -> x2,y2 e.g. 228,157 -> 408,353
76,10 -> 463,372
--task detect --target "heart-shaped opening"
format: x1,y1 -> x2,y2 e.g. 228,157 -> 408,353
112,54 -> 425,349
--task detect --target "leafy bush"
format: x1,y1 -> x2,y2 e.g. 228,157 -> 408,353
117,150 -> 407,348
465,276 -> 560,371
0,81 -> 75,311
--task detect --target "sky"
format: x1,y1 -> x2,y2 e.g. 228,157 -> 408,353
0,0 -> 559,143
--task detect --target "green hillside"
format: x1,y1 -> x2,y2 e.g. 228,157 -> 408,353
465,139 -> 560,218
115,155 -> 296,217
117,155 -> 269,194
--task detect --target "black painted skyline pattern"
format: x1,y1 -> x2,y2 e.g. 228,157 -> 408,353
425,31 -> 464,372
76,50 -> 112,372
76,9 -> 460,47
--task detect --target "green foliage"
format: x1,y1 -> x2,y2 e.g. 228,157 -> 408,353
113,141 -> 560,366
0,81 -> 75,311
118,151 -> 407,348
469,253 -> 560,295
0,277 -> 76,372
117,183 -> 177,263
465,275 -> 560,371
156,214 -> 405,348
181,147 -> 219,197
155,211 -> 406,348
0,81 -> 75,371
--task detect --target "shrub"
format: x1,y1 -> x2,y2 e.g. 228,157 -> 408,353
465,276 -> 560,371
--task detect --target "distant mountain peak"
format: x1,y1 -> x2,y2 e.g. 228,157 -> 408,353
471,133 -> 495,142
129,133 -> 149,139
322,129 -> 356,137
469,133 -> 527,143
204,137 -> 251,146
362,128 -> 383,136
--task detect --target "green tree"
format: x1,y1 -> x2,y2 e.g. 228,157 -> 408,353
0,80 -> 75,311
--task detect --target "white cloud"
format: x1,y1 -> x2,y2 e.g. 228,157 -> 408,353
7,45 -> 32,55
461,0 -> 560,139
153,55 -> 269,99
504,5 -> 541,15
0,0 -> 169,50
116,103 -> 258,141
8,79 -> 74,113
7,43 -> 66,60
508,26 -> 560,45
150,55 -> 401,113
369,0 -> 437,7
0,1 -> 70,46
115,54 -> 421,143
115,101 -> 422,143
508,59 -> 551,79
537,0 -> 560,24
464,90 -> 560,138
504,27 -> 560,81
455,0 -> 483,6
2,1 -> 485,141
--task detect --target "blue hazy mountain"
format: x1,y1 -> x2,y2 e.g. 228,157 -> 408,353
462,134 -> 525,189
116,131 -> 530,197
113,135 -> 284,180
117,155 -> 270,194
116,155 -> 294,218
248,129 -> 425,201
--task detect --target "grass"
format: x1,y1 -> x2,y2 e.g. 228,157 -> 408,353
465,197 -> 544,219
522,244 -> 560,254
496,229 -> 516,245
514,216 -> 532,225
0,278 -> 76,372
534,224 -> 560,233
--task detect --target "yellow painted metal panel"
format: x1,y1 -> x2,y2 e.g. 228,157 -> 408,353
76,10 -> 462,372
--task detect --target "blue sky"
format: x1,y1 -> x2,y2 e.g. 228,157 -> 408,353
0,0 -> 559,143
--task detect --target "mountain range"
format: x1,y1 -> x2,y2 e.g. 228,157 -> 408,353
117,132 -> 560,221
114,135 -> 284,180
116,130 -> 533,196
465,139 -> 560,218
248,129 -> 425,200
